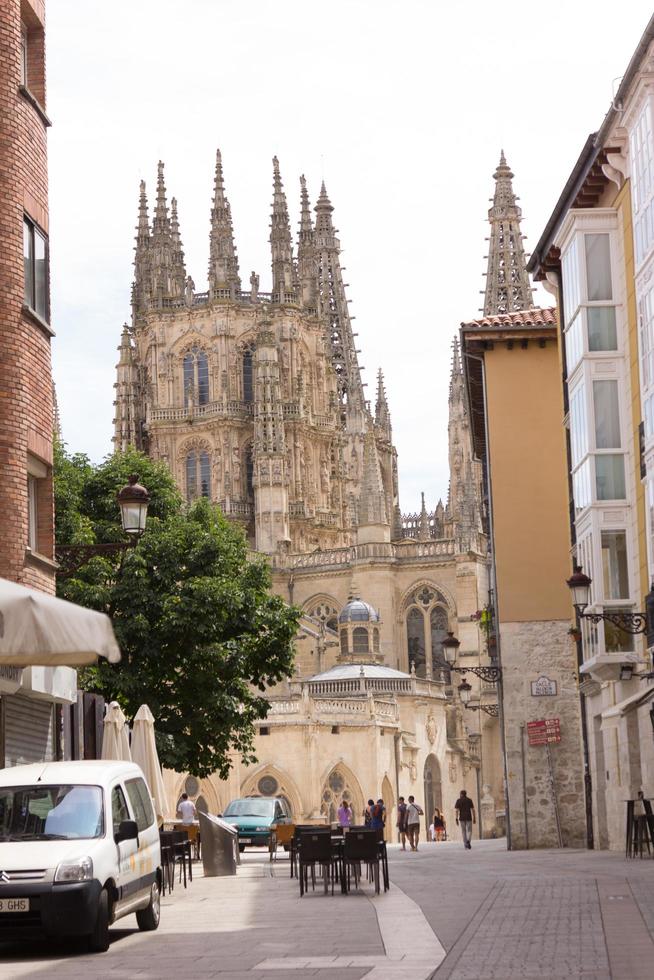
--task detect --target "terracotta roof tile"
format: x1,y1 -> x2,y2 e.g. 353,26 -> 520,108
461,307 -> 557,329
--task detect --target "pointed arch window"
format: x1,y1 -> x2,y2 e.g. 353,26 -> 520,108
242,347 -> 254,403
245,444 -> 254,499
186,450 -> 211,502
407,606 -> 426,677
430,606 -> 450,682
183,347 -> 209,407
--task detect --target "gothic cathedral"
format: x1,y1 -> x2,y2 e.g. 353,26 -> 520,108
113,150 -> 517,836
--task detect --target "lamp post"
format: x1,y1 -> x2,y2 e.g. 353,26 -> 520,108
457,677 -> 499,716
442,631 -> 502,683
56,474 -> 150,578
565,564 -> 653,638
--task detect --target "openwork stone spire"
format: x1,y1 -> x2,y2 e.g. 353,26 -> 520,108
170,197 -> 187,297
270,157 -> 296,305
314,181 -> 365,412
447,337 -> 483,545
208,148 -> 241,300
375,369 -> 392,441
482,151 -> 534,316
297,175 -> 317,310
132,180 -> 151,314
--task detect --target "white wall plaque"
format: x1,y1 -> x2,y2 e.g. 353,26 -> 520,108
531,675 -> 557,697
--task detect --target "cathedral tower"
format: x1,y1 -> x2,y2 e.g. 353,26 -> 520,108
482,152 -> 534,316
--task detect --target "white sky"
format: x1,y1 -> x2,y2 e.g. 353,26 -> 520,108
48,0 -> 653,511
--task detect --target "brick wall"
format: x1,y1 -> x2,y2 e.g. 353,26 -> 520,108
0,0 -> 54,594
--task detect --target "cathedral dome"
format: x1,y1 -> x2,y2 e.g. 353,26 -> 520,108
338,597 -> 380,624
308,663 -> 410,682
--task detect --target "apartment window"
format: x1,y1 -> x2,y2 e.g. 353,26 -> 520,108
585,234 -> 612,302
562,238 -> 582,373
593,380 -> 621,449
630,100 -> 654,266
587,308 -> 617,351
595,455 -> 626,501
601,531 -> 629,600
573,459 -> 592,512
570,384 -> 588,466
27,477 -> 38,551
23,216 -> 48,322
20,24 -> 27,86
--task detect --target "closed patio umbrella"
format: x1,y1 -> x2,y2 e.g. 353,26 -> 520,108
0,577 -> 121,667
101,701 -> 132,761
131,704 -> 167,825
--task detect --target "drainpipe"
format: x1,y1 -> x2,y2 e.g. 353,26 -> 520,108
461,344 -> 512,851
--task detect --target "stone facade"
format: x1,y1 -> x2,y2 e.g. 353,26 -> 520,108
501,620 -> 587,849
115,151 -> 504,832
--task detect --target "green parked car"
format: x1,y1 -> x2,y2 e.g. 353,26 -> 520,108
223,797 -> 291,851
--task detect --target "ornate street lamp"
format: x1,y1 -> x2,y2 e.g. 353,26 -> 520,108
565,564 -> 652,637
442,631 -> 502,683
56,474 -> 150,578
457,676 -> 498,717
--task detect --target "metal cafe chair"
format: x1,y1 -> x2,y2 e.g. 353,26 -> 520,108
269,822 -> 295,861
290,825 -> 330,878
343,829 -> 385,895
297,831 -> 339,896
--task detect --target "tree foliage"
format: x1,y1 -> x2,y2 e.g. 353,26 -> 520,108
55,446 -> 298,778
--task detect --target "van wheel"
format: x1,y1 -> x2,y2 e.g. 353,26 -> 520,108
88,888 -> 110,953
136,880 -> 161,931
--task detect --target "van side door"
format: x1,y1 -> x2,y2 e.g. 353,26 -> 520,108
111,783 -> 137,898
125,777 -> 160,897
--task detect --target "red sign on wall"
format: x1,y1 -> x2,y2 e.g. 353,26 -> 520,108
527,718 -> 561,746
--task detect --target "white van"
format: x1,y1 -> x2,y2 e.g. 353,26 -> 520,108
0,760 -> 162,952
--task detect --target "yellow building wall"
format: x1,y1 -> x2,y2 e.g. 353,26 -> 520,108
485,342 -> 572,623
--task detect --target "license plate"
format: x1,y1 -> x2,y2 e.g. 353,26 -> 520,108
240,838 -> 252,844
0,899 -> 30,913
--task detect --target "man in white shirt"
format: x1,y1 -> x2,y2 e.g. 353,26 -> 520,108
406,795 -> 424,851
177,793 -> 197,825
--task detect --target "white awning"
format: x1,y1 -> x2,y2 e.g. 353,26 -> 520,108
0,577 -> 121,667
601,684 -> 654,730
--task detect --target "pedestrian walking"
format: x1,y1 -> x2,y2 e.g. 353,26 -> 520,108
433,807 -> 446,842
177,792 -> 197,825
406,795 -> 424,851
454,790 -> 475,849
364,799 -> 375,827
337,798 -> 352,828
370,798 -> 386,836
397,796 -> 408,850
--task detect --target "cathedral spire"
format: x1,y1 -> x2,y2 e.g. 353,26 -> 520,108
170,197 -> 187,298
132,180 -> 151,316
297,175 -> 318,311
270,157 -> 296,305
152,161 -> 170,239
418,492 -> 431,540
314,181 -> 365,415
482,151 -> 534,316
208,148 -> 241,301
374,369 -> 392,441
357,429 -> 389,539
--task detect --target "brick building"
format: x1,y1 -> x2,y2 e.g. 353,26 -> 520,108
0,0 -> 79,763
0,0 -> 55,592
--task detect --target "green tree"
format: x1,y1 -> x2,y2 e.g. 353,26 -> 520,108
55,447 -> 298,778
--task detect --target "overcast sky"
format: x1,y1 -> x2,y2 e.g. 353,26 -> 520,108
48,0 -> 653,511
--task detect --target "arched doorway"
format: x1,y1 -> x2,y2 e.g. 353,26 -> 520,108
423,754 -> 442,838
381,775 -> 394,842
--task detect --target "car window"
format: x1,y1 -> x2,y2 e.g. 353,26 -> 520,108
0,784 -> 103,840
126,778 -> 155,832
111,785 -> 130,837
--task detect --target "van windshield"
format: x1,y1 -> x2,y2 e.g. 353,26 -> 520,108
0,785 -> 104,841
223,799 -> 274,818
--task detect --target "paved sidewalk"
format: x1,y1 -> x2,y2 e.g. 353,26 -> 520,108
1,841 -> 654,978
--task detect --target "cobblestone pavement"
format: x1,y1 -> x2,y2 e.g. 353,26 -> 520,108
0,840 -> 653,979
